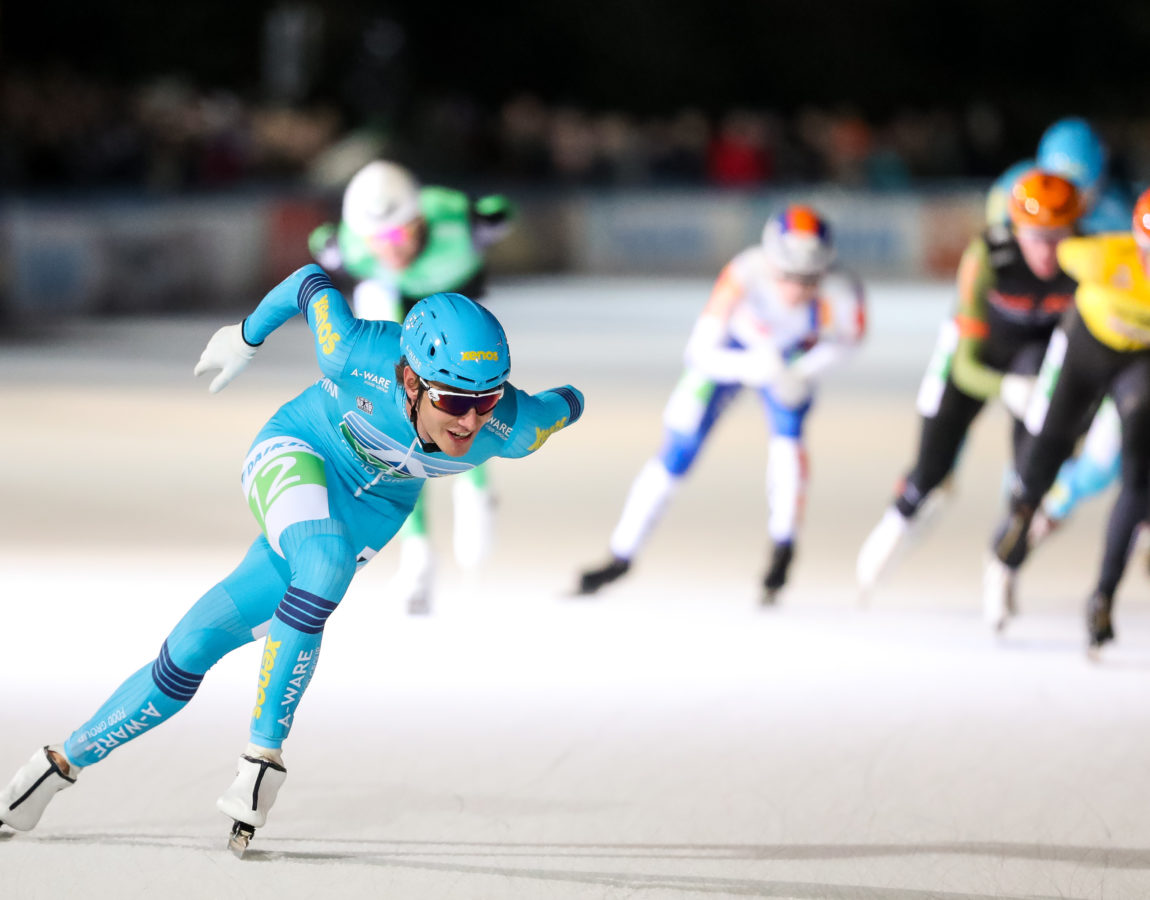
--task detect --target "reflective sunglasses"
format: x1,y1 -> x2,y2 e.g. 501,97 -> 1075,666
420,378 -> 504,417
371,225 -> 409,245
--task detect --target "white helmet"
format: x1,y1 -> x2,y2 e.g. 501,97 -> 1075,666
761,205 -> 835,276
342,160 -> 421,237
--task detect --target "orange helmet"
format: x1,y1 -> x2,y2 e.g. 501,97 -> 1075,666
1132,188 -> 1150,248
1008,169 -> 1082,231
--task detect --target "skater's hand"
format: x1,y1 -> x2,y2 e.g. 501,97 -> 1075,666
194,322 -> 258,393
999,374 -> 1036,419
770,367 -> 811,407
744,348 -> 785,387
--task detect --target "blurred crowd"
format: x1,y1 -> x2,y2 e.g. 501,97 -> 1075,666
5,67 -> 1150,195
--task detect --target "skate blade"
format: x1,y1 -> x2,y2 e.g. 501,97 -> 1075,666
227,822 -> 255,858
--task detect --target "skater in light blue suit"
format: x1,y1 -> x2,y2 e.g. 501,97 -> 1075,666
0,266 -> 583,853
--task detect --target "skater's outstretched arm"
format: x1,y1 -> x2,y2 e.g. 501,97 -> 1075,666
492,384 -> 585,459
195,265 -> 377,392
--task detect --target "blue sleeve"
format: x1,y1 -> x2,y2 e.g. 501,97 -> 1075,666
498,384 -> 584,459
242,265 -> 364,379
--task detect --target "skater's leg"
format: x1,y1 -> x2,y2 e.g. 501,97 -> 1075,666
858,379 -> 981,592
760,391 -> 812,600
995,318 -> 1118,568
1039,397 -> 1122,526
897,380 -> 984,519
578,374 -> 736,594
392,493 -> 434,614
216,517 -> 355,839
2,537 -> 289,832
1091,359 -> 1150,618
613,377 -> 735,557
219,436 -> 365,842
62,537 -> 290,769
248,518 -> 357,750
453,463 -> 496,569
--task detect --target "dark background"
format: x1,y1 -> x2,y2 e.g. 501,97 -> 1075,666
5,0 -> 1149,192
7,1 -> 1146,117
11,1 -> 1150,116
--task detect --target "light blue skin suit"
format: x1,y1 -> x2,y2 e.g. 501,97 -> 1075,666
62,265 -> 583,767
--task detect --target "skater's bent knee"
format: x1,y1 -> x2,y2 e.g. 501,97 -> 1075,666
279,518 -> 357,600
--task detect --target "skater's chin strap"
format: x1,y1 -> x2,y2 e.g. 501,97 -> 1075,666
356,380 -> 442,498
408,381 -> 442,454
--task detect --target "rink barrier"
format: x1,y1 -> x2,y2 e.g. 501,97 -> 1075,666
0,186 -> 985,315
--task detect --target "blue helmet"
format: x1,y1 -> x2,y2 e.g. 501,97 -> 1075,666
401,292 -> 510,391
1036,117 -> 1108,193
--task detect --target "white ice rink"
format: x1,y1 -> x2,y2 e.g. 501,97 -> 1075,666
2,277 -> 1149,899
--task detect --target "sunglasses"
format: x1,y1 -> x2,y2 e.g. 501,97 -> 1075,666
420,378 -> 504,417
371,225 -> 409,245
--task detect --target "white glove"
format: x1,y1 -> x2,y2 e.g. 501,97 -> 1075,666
999,373 -> 1036,420
770,367 -> 811,407
194,323 -> 258,393
746,349 -> 786,388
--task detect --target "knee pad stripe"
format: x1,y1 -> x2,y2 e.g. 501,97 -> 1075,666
274,587 -> 338,634
151,641 -> 204,702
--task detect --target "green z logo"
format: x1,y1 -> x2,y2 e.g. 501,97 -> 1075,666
247,451 -> 327,529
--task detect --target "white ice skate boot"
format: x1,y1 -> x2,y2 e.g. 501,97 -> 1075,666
0,745 -> 80,832
982,555 -> 1017,633
388,535 -> 435,615
856,507 -> 911,601
216,749 -> 287,857
452,479 -> 496,570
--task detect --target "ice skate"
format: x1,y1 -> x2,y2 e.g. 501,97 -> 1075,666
993,501 -> 1034,569
388,535 -> 434,615
576,556 -> 631,596
856,507 -> 910,602
982,555 -> 1017,633
0,745 -> 79,832
216,752 -> 287,858
453,479 -> 496,570
1085,591 -> 1115,651
761,542 -> 794,606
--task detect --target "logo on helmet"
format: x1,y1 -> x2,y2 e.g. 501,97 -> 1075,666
461,350 -> 500,361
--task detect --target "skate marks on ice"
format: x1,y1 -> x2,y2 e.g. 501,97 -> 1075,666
11,831 -> 1120,898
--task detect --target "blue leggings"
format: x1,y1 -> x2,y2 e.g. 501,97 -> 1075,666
659,382 -> 811,476
64,521 -> 356,768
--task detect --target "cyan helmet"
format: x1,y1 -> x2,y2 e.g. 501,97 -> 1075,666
1036,118 -> 1108,194
401,293 -> 510,391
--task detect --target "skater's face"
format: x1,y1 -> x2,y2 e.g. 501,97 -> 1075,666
773,271 -> 821,307
1016,226 -> 1071,280
368,217 -> 427,270
403,366 -> 501,457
